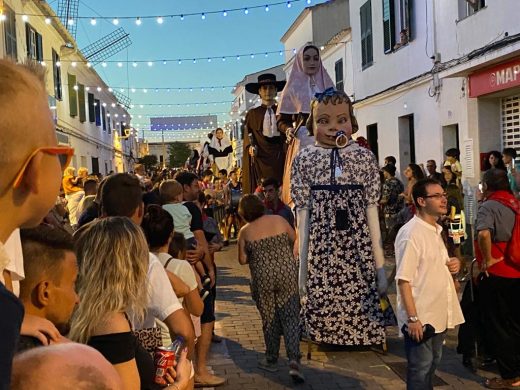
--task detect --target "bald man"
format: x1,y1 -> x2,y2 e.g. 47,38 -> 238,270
0,60 -> 71,388
11,343 -> 123,390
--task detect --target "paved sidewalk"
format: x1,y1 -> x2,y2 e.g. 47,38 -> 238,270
205,244 -> 494,389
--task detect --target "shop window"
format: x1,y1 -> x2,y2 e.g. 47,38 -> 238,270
52,50 -> 62,100
3,5 -> 17,59
360,0 -> 373,69
335,59 -> 344,92
458,0 -> 486,20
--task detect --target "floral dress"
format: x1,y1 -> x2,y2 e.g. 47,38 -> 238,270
291,140 -> 385,346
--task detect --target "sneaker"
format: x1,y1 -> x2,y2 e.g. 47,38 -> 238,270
257,358 -> 278,373
201,274 -> 211,287
200,289 -> 210,301
289,360 -> 305,383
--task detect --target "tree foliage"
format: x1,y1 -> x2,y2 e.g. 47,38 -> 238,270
138,155 -> 158,171
168,142 -> 192,168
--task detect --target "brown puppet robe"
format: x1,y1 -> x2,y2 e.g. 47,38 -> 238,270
242,104 -> 287,194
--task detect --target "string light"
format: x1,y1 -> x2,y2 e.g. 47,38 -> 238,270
157,16 -> 164,24
22,15 -> 28,22
244,8 -> 249,14
112,17 -> 119,25
45,17 -> 51,24
90,18 -> 97,25
135,17 -> 142,26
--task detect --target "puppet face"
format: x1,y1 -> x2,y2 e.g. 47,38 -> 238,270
302,47 -> 320,75
258,84 -> 277,103
313,101 -> 352,145
216,128 -> 224,139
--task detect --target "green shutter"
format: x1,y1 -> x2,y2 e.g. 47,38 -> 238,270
78,84 -> 86,122
382,0 -> 395,53
88,93 -> 95,122
68,73 -> 78,117
360,0 -> 373,68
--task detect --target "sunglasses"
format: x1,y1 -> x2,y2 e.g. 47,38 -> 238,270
12,146 -> 75,189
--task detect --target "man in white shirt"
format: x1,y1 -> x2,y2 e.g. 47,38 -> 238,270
395,178 -> 464,390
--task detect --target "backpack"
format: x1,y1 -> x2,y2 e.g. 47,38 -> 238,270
491,197 -> 520,266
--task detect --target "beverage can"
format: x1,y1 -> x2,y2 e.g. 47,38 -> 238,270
153,347 -> 175,385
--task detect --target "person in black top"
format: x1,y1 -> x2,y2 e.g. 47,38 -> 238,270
71,218 -> 192,390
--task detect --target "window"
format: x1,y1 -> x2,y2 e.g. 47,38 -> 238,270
334,59 -> 344,92
360,0 -> 373,69
458,0 -> 485,19
107,111 -> 112,134
94,99 -> 101,126
3,6 -> 17,59
78,84 -> 86,122
383,0 -> 413,52
67,73 -> 78,117
52,50 -> 62,100
26,24 -> 43,62
88,93 -> 95,122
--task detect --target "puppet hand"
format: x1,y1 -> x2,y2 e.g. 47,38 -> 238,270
376,267 -> 388,296
286,127 -> 295,143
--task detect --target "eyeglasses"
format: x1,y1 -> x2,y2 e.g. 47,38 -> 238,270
423,193 -> 448,199
12,146 -> 75,189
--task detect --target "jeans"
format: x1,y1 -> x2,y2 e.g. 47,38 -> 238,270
404,331 -> 445,390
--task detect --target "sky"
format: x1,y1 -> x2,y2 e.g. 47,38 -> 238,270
48,0 -> 327,142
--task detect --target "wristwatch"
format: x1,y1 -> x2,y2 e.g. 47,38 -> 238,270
407,316 -> 419,323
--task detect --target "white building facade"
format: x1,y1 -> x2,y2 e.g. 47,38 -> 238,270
0,0 -> 138,174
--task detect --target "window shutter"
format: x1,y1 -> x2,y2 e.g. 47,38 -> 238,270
101,106 -> 107,131
78,84 -> 86,122
94,99 -> 101,126
68,73 -> 78,117
88,93 -> 95,122
36,33 -> 43,62
25,23 -> 31,58
383,0 -> 395,53
335,59 -> 344,92
360,0 -> 373,68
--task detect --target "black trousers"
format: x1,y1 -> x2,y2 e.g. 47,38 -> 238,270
479,275 -> 520,379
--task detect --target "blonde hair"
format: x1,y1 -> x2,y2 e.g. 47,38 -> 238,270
306,90 -> 359,135
77,167 -> 88,177
64,166 -> 76,177
159,180 -> 183,203
69,217 -> 149,344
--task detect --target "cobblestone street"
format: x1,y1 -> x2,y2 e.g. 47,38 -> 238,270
204,244 -> 495,390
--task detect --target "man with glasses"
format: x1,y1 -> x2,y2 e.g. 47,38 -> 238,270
394,178 -> 464,390
0,60 -> 74,389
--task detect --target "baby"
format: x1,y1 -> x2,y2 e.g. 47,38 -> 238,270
160,180 -> 210,298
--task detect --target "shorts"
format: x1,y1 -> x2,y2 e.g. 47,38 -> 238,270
226,206 -> 238,216
200,264 -> 217,324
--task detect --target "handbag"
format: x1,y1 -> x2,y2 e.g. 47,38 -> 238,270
133,327 -> 162,354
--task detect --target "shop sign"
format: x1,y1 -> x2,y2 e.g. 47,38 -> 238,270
469,57 -> 520,97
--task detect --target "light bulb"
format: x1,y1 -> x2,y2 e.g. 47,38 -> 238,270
55,61 -> 61,67
22,15 -> 28,22
244,8 -> 249,14
287,1 -> 292,8
135,17 -> 141,26
117,62 -> 123,67
45,18 -> 51,24
90,18 -> 97,25
265,5 -> 269,11
112,18 -> 119,25
132,62 -> 138,67
71,61 -> 77,67
68,19 -> 74,25
223,10 -> 227,17
201,13 -> 205,20
147,61 -> 153,67
102,62 -> 107,67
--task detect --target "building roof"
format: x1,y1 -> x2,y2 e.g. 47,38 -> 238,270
280,0 -> 334,43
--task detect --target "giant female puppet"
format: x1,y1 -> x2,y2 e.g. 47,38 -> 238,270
277,44 -> 335,206
291,89 -> 388,346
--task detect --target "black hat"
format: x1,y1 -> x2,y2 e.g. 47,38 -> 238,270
245,73 -> 286,95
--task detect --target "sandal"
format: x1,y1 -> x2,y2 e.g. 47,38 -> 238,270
485,377 -> 520,389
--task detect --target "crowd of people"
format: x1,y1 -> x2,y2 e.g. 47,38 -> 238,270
1,41 -> 519,390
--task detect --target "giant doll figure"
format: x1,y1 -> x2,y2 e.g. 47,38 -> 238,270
242,74 -> 287,194
277,44 -> 335,206
291,89 -> 387,346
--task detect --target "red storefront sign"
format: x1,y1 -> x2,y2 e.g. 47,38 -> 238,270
469,57 -> 520,98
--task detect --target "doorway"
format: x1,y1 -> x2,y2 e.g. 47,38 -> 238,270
442,124 -> 460,156
91,157 -> 99,174
367,123 -> 379,161
398,114 -> 415,172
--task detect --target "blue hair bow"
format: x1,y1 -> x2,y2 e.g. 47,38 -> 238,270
314,87 -> 336,101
